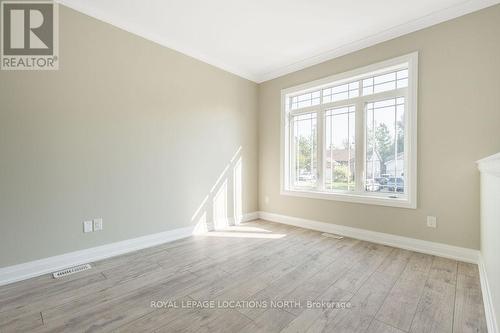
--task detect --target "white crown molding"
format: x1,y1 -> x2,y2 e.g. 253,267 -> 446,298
257,0 -> 500,82
55,0 -> 499,83
479,254 -> 499,333
53,0 -> 260,83
0,212 -> 259,286
477,152 -> 500,177
257,211 -> 480,263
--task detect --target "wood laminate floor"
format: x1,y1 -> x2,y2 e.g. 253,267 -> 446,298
0,220 -> 487,333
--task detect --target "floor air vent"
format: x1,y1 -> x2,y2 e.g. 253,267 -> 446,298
52,264 -> 92,279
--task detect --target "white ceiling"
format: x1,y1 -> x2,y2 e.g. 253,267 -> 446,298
58,0 -> 498,82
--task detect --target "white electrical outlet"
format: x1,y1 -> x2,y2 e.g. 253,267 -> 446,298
264,196 -> 270,205
93,218 -> 103,231
83,220 -> 93,233
427,216 -> 437,228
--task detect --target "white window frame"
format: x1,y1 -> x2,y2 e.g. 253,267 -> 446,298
280,52 -> 418,209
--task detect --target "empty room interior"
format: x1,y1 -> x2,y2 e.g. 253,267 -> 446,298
1,0 -> 500,332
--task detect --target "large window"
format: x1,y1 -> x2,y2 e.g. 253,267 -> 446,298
281,53 -> 417,208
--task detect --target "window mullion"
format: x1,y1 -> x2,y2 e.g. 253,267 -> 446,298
355,99 -> 365,193
289,114 -> 296,188
316,109 -> 324,191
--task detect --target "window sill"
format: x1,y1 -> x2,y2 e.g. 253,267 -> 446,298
281,188 -> 416,209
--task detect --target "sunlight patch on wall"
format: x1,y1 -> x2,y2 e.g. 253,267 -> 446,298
191,146 -> 243,234
233,157 -> 243,225
213,180 -> 228,229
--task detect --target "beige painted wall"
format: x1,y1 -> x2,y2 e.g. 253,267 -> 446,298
0,6 -> 258,267
258,5 -> 500,249
1,4 -> 500,268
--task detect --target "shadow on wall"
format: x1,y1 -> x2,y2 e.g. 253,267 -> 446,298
191,146 -> 244,234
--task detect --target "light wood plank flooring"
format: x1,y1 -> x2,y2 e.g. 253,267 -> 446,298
0,220 -> 487,333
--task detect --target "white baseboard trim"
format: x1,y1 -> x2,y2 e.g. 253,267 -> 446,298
214,212 -> 260,230
0,210 -> 479,288
0,225 -> 194,287
479,254 -> 499,333
0,212 -> 259,287
238,211 -> 260,223
257,211 -> 480,264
